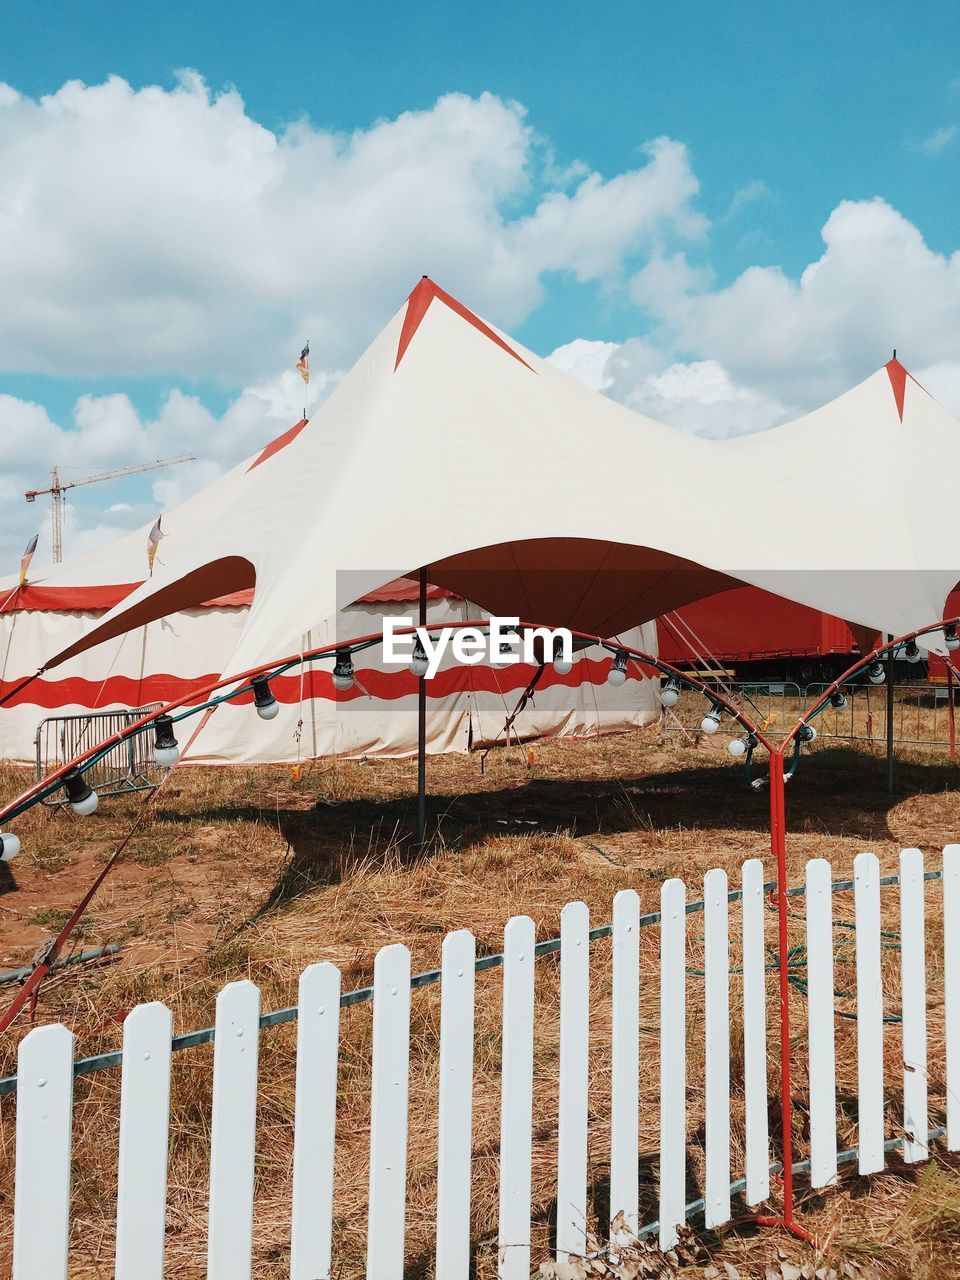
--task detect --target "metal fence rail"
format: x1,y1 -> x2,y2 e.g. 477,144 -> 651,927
34,705 -> 163,804
663,680 -> 958,750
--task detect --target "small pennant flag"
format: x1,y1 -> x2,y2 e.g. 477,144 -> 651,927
19,534 -> 38,586
146,517 -> 164,575
296,341 -> 309,385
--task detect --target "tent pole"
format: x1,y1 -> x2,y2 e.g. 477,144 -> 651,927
753,749 -> 817,1245
948,665 -> 957,764
417,566 -> 427,847
886,635 -> 895,795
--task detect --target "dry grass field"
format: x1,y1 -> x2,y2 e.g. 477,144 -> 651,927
1,723 -> 959,1278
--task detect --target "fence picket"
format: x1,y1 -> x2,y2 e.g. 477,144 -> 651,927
900,848 -> 927,1163
436,929 -> 476,1280
13,1024 -> 74,1280
659,878 -> 686,1250
291,962 -> 341,1280
704,869 -> 730,1228
207,979 -> 261,1280
741,859 -> 769,1205
115,1002 -> 173,1280
946,845 -> 960,1151
805,858 -> 837,1188
366,944 -> 412,1280
557,901 -> 590,1259
610,888 -> 640,1240
13,858 -> 960,1270
498,915 -> 536,1280
854,852 -> 884,1175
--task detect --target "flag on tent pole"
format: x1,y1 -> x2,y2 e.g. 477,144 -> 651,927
146,517 -> 164,576
296,341 -> 309,385
18,534 -> 38,585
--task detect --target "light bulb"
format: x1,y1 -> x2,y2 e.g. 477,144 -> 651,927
252,675 -> 279,720
71,790 -> 99,817
829,691 -> 847,710
661,678 -> 681,709
63,767 -> 98,816
945,625 -> 960,652
700,706 -> 722,734
904,641 -> 921,663
332,649 -> 355,692
727,737 -> 746,758
0,833 -> 20,862
867,662 -> 885,685
607,650 -> 629,687
410,639 -> 429,679
553,656 -> 573,676
798,724 -> 817,744
153,714 -> 179,768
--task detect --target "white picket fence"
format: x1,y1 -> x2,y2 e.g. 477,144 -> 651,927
10,846 -> 960,1279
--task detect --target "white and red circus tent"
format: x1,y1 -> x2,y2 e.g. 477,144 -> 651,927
0,574 -> 657,765
1,426 -> 659,766
6,279 -> 960,755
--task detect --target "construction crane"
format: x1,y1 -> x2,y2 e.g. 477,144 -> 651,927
25,455 -> 196,563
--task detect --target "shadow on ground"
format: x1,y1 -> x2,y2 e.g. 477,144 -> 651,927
157,745 -> 958,916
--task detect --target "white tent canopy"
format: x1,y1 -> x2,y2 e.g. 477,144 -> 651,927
20,279 -> 960,682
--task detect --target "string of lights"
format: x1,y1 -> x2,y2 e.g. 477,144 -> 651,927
2,615 -> 958,862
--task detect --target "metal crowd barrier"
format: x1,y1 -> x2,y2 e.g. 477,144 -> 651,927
34,705 -> 163,804
663,680 -> 958,751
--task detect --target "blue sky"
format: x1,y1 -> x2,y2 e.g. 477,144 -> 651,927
1,0 -> 959,564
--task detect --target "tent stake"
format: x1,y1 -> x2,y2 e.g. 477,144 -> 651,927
417,566 -> 427,847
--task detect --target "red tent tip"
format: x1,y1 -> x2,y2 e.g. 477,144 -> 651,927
884,355 -> 908,423
395,277 -> 533,373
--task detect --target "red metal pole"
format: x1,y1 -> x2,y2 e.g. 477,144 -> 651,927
948,665 -> 957,764
417,567 -> 427,846
754,749 -> 817,1244
771,751 -> 796,1223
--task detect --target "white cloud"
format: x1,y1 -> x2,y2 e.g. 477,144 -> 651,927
0,368 -> 340,570
546,339 -> 618,391
606,359 -> 787,437
548,341 -> 787,438
512,138 -> 707,289
916,360 -> 960,414
552,197 -> 960,436
624,197 -> 960,412
918,124 -> 958,156
723,179 -> 772,222
0,76 -> 705,383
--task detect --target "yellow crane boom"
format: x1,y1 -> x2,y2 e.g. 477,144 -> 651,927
25,454 -> 196,563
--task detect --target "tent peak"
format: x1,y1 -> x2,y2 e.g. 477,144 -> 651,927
884,354 -> 915,423
394,276 -> 534,374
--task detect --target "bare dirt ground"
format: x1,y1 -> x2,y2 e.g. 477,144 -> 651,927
1,727 -> 959,1278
